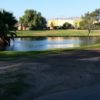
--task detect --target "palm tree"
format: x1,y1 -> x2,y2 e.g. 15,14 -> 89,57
0,9 -> 17,46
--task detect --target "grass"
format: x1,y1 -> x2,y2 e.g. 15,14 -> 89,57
1,30 -> 100,100
0,70 -> 28,100
0,44 -> 100,100
16,30 -> 100,37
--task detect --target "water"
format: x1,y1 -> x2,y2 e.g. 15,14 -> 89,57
3,37 -> 100,51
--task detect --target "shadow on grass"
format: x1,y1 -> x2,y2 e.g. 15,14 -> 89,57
0,48 -> 100,100
0,65 -> 28,100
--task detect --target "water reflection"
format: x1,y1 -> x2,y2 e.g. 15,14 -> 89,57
1,37 -> 100,51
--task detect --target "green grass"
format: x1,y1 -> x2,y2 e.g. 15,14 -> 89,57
16,30 -> 100,37
0,43 -> 100,100
0,70 -> 28,100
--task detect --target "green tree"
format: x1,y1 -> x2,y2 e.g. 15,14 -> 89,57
80,12 -> 95,35
79,9 -> 100,35
0,9 -> 17,46
50,22 -> 54,29
92,9 -> 100,22
62,22 -> 73,29
19,9 -> 47,30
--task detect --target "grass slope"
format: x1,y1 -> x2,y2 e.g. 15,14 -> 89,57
16,30 -> 100,37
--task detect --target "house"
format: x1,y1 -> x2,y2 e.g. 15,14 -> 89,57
47,17 -> 81,29
17,23 -> 29,30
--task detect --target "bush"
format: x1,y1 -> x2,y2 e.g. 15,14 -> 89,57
62,22 -> 74,29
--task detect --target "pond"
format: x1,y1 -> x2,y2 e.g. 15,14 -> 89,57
1,37 -> 100,51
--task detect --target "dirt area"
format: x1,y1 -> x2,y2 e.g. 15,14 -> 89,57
0,50 -> 100,100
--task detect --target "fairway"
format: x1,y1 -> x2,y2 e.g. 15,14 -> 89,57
16,30 -> 100,37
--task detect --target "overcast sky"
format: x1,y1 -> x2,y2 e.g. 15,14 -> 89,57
0,0 -> 100,19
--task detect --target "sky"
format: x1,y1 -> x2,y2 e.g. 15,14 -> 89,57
0,0 -> 100,20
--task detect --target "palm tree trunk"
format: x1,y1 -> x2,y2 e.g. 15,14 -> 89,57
0,36 -> 10,46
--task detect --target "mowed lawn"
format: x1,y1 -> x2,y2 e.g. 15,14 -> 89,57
16,30 -> 100,37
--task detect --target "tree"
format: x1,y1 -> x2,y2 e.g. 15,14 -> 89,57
79,9 -> 100,35
92,9 -> 100,22
19,9 -> 47,30
62,22 -> 73,29
0,9 -> 17,46
80,12 -> 95,35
